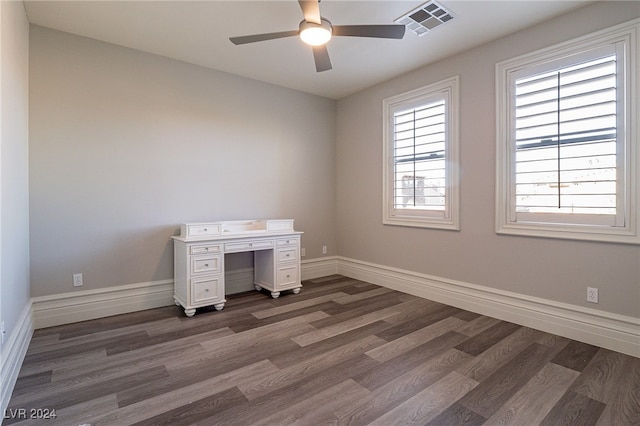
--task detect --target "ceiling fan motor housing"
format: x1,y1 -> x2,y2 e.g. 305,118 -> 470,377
299,18 -> 333,46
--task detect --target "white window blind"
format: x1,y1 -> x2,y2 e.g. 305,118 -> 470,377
513,52 -> 620,225
393,99 -> 446,211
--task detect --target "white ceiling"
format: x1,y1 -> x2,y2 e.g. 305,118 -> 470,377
24,0 -> 593,99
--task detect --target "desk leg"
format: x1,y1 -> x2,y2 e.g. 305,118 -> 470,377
255,285 -> 262,292
270,291 -> 281,299
292,288 -> 301,294
214,303 -> 225,311
184,308 -> 196,317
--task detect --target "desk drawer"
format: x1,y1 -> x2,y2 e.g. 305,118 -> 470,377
190,244 -> 222,255
277,247 -> 298,263
191,276 -> 223,304
277,264 -> 299,287
276,237 -> 299,247
183,223 -> 221,238
225,239 -> 273,253
190,255 -> 222,275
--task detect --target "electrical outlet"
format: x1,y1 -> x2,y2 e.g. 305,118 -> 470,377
301,248 -> 306,257
73,273 -> 83,287
587,287 -> 599,303
322,245 -> 327,255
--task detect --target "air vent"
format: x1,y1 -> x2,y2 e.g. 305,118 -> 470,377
395,1 -> 454,36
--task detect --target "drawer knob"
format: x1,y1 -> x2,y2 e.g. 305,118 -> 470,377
249,243 -> 253,247
286,274 -> 290,278
286,254 -> 290,257
204,264 -> 209,267
204,228 -> 208,232
205,288 -> 209,292
205,247 -> 209,251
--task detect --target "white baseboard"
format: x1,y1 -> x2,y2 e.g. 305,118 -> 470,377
1,301 -> 33,416
302,256 -> 339,280
337,256 -> 640,358
29,257 -> 338,330
27,256 -> 640,357
32,279 -> 175,329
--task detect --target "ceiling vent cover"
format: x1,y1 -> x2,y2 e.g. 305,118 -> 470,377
395,1 -> 454,36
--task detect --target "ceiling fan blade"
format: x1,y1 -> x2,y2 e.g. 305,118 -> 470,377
229,30 -> 299,45
332,25 -> 406,39
298,0 -> 321,24
312,45 -> 332,72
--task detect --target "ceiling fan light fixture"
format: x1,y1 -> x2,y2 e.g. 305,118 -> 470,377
299,19 -> 332,46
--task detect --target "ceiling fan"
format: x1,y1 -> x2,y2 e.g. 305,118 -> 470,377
229,0 -> 406,72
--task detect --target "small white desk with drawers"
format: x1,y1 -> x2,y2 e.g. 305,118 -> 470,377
172,219 -> 302,317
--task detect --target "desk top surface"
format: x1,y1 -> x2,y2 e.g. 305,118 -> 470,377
172,219 -> 301,243
172,230 -> 303,243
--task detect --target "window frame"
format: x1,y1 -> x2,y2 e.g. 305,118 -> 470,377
496,20 -> 639,244
383,76 -> 460,230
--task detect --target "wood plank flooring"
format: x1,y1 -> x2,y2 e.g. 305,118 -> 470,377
4,275 -> 640,425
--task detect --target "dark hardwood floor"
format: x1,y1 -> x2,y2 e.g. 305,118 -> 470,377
5,275 -> 640,425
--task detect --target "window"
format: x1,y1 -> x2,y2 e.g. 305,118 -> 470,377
496,21 -> 639,244
383,76 -> 459,230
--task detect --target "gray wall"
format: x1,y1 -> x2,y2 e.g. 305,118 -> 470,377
29,26 -> 337,297
336,1 -> 640,318
1,0 -> 30,354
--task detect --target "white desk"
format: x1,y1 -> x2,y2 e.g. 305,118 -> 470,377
172,220 -> 302,317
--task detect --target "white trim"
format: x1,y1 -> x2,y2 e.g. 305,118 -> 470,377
336,256 -> 640,358
29,259 -> 339,330
1,301 -> 32,416
32,279 -> 174,329
495,19 -> 640,244
301,256 -> 339,280
24,257 -> 640,358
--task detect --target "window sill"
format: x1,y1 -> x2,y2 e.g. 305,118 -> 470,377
384,215 -> 460,231
496,222 -> 640,245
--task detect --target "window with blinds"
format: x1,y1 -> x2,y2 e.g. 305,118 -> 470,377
496,21 -> 639,244
383,76 -> 459,230
514,54 -> 619,223
393,99 -> 446,211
